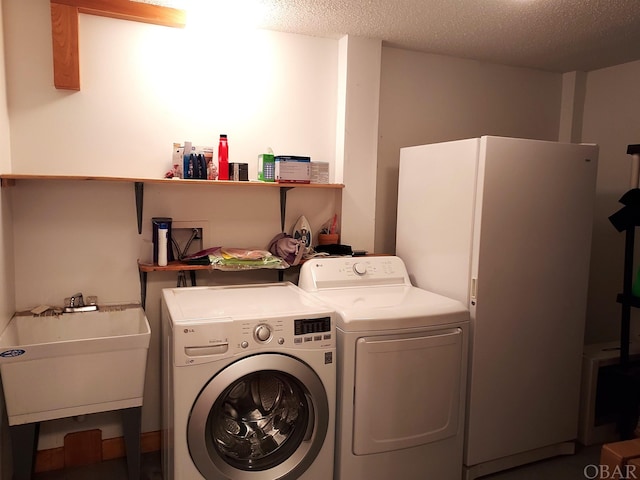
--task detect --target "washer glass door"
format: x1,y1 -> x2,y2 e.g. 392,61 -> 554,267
188,354 -> 329,480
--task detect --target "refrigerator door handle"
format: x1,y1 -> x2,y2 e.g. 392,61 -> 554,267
470,277 -> 477,304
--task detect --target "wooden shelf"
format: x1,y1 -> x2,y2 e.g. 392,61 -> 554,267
0,174 -> 344,190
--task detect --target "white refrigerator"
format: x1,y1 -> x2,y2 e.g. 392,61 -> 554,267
395,136 -> 598,480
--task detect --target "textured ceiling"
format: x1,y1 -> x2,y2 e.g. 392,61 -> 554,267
137,0 -> 640,72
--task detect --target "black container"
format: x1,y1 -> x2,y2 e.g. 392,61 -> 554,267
229,162 -> 249,181
152,217 -> 175,264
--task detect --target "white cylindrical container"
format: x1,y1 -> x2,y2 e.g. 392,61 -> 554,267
158,223 -> 168,267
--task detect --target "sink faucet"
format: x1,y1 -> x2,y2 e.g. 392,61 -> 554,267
69,293 -> 85,308
64,293 -> 98,313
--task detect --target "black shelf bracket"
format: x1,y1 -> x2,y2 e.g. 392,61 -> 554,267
279,186 -> 294,232
134,182 -> 144,234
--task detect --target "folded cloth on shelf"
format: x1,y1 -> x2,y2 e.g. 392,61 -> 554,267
182,246 -> 289,270
267,233 -> 305,266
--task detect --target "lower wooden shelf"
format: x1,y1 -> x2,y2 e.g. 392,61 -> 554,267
138,261 -> 213,272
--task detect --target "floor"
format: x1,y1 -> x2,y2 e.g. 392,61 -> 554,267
482,444 -> 602,480
30,444 -> 602,479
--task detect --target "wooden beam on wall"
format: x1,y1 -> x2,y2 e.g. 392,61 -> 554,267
51,2 -> 80,90
50,0 -> 186,90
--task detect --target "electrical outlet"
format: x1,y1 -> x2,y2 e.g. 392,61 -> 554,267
172,221 -> 210,259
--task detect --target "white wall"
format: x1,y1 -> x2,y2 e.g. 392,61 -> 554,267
0,0 -> 12,330
4,3 -> 338,179
0,0 -> 14,476
581,59 -> 640,344
336,36 -> 381,252
376,47 -> 562,254
2,0 -> 342,449
559,71 -> 587,143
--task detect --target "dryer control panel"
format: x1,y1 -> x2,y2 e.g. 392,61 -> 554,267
298,255 -> 411,291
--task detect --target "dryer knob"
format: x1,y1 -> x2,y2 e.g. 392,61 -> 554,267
255,324 -> 271,342
353,262 -> 367,275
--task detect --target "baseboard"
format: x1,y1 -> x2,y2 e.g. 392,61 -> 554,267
34,429 -> 161,473
464,442 -> 576,480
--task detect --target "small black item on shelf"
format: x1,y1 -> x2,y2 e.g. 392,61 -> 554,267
315,244 -> 353,256
183,257 -> 211,266
182,247 -> 219,265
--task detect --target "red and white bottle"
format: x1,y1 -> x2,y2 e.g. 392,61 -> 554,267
218,134 -> 229,180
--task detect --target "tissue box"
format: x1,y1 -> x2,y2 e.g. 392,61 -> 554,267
258,154 -> 275,182
311,161 -> 329,184
275,156 -> 311,184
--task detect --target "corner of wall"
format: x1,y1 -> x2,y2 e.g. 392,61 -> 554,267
559,71 -> 587,143
335,35 -> 382,252
0,0 -> 16,476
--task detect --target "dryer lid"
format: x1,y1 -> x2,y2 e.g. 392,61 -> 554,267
310,285 -> 469,331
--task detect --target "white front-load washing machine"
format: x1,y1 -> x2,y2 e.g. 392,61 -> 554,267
161,282 -> 336,480
299,256 -> 470,480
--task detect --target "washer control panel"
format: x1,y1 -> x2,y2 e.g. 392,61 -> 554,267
298,255 -> 411,291
238,316 -> 334,350
173,313 -> 335,366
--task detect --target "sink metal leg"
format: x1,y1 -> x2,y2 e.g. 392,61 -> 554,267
122,407 -> 142,480
139,269 -> 147,310
10,422 -> 39,480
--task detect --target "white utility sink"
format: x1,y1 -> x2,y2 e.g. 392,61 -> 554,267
0,306 -> 150,425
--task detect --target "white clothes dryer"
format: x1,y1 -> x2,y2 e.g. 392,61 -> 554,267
299,256 -> 469,480
161,282 -> 336,480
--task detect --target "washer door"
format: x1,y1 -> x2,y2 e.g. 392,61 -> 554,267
188,354 -> 329,480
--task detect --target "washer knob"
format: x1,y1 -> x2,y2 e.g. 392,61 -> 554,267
255,324 -> 271,342
353,262 -> 367,275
